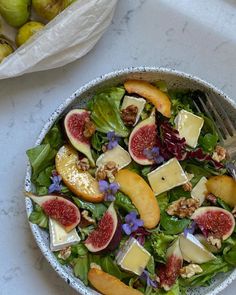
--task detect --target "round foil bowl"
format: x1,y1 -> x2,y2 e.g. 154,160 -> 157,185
25,67 -> 236,295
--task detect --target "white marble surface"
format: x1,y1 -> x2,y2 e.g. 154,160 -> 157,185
0,0 -> 236,294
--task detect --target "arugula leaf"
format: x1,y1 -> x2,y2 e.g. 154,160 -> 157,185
90,87 -> 128,137
29,205 -> 48,228
169,187 -> 191,203
72,197 -> 107,220
115,192 -> 137,213
150,232 -> 175,263
179,257 -> 231,287
160,212 -> 190,235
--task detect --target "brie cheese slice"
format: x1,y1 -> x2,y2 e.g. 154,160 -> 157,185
96,144 -> 131,169
175,110 -> 204,148
147,158 -> 188,196
49,218 -> 80,251
191,176 -> 208,205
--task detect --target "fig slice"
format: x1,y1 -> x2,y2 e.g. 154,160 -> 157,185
88,267 -> 142,295
64,109 -> 95,166
55,145 -> 103,203
191,206 -> 235,240
179,233 -> 216,263
128,113 -> 158,165
124,80 -> 171,118
26,192 -> 80,232
84,203 -> 122,253
115,169 -> 160,229
158,239 -> 183,291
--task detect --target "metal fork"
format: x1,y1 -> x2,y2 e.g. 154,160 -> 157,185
193,93 -> 236,160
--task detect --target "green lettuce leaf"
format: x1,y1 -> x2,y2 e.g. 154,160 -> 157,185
115,191 -> 137,213
89,87 -> 128,137
150,232 -> 175,263
29,204 -> 48,228
179,257 -> 231,287
160,212 -> 190,235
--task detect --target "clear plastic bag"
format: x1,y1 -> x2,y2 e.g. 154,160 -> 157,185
0,0 -> 118,79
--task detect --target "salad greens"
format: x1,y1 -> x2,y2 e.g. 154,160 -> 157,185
26,81 -> 236,295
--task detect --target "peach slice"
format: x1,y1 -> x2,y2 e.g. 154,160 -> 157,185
206,175 -> 236,207
88,267 -> 142,295
115,169 -> 160,229
124,80 -> 171,118
55,145 -> 103,203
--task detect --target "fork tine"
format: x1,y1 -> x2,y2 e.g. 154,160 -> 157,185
195,96 -> 224,142
206,95 -> 236,136
201,95 -> 231,139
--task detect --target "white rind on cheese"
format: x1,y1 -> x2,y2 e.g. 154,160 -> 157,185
116,237 -> 151,275
174,110 -> 204,148
121,95 -> 146,125
49,218 -> 81,252
191,176 -> 208,205
147,158 -> 188,196
96,144 -> 131,169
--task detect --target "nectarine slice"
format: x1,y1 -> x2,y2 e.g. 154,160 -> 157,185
88,268 -> 142,295
206,175 -> 236,207
55,145 -> 103,203
124,80 -> 171,118
115,169 -> 160,229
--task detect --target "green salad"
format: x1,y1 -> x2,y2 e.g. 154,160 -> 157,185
26,79 -> 236,295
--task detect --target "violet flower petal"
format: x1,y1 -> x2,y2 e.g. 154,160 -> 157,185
99,180 -> 109,192
122,223 -> 132,235
105,194 -> 116,202
184,221 -> 197,237
109,182 -> 120,194
125,211 -> 137,224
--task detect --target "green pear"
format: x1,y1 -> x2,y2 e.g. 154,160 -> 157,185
16,21 -> 44,47
0,0 -> 31,28
0,36 -> 14,62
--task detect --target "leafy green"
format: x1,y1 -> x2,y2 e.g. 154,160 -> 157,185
141,102 -> 153,120
89,87 -> 128,137
71,243 -> 88,256
198,115 -> 219,153
72,197 -> 107,220
74,256 -> 89,285
154,80 -> 168,92
29,205 -> 48,228
78,225 -> 95,240
160,212 -> 190,235
146,256 -> 155,275
150,232 -> 175,263
43,124 -> 64,150
115,191 -> 137,213
179,257 -> 231,287
169,187 -> 191,202
91,131 -> 108,152
217,198 -> 232,211
156,193 -> 169,213
223,236 -> 236,266
27,144 -> 56,181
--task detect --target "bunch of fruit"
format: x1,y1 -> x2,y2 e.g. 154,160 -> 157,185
0,0 -> 75,62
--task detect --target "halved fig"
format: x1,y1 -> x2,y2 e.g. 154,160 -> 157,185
124,80 -> 171,118
64,109 -> 95,166
88,267 -> 142,295
179,233 -> 216,263
206,175 -> 236,207
115,169 -> 160,229
84,203 -> 122,253
128,113 -> 158,165
158,239 -> 183,291
55,145 -> 103,203
26,193 -> 80,232
191,207 -> 235,240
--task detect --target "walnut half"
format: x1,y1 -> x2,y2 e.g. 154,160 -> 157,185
166,197 -> 200,218
180,264 -> 203,278
96,161 -> 118,182
121,104 -> 138,126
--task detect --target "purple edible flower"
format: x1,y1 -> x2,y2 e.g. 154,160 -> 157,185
99,180 -> 119,201
184,221 -> 197,237
122,211 -> 144,235
144,147 -> 164,164
48,172 -> 62,193
140,270 -> 158,288
226,162 -> 236,180
107,131 -> 120,150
